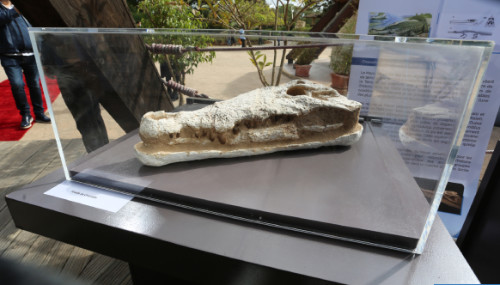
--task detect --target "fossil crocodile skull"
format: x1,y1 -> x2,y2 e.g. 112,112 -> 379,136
134,80 -> 363,166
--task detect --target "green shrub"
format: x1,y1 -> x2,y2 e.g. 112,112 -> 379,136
330,45 -> 353,75
295,47 -> 318,65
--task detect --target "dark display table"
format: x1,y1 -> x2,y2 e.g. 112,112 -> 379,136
68,123 -> 430,251
6,165 -> 479,284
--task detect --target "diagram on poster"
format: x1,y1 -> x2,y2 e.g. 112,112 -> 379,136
445,14 -> 495,39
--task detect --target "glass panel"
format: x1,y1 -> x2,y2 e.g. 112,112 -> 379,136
30,28 -> 493,253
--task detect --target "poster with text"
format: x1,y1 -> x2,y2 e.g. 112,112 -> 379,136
349,0 -> 442,115
353,0 -> 500,237
434,0 -> 500,237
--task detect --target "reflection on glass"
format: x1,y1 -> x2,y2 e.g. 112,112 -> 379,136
30,29 -> 492,254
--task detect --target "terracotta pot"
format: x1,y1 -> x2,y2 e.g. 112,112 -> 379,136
295,64 -> 312,77
330,72 -> 349,95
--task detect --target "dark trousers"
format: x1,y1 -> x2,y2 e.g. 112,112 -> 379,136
0,55 -> 45,117
55,63 -> 109,153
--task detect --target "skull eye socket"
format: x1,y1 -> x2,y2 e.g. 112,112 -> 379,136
287,86 -> 307,96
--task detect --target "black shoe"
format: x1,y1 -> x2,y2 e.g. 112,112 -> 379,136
35,113 -> 51,123
170,91 -> 179,101
20,115 -> 33,129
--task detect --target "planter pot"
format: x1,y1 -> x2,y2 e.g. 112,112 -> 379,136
330,72 -> 349,95
288,58 -> 294,65
295,64 -> 312,77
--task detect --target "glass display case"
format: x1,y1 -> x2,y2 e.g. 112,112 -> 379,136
29,28 -> 493,254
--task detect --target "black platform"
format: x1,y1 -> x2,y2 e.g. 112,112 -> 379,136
68,122 -> 430,251
6,165 -> 479,284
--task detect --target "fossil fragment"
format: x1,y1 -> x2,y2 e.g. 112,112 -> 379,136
399,103 -> 458,153
134,80 -> 363,166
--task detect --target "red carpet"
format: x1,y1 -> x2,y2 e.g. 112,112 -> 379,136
0,78 -> 59,141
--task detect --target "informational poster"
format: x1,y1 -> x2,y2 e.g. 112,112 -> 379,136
433,0 -> 500,237
353,0 -> 500,237
347,41 -> 379,116
349,0 -> 442,115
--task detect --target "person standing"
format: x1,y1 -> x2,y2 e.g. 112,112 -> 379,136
0,0 -> 50,129
239,28 -> 246,48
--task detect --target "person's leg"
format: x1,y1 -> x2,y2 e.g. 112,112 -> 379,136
0,56 -> 30,116
20,56 -> 46,117
57,66 -> 109,153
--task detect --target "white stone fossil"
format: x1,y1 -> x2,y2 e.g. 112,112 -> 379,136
134,80 -> 363,166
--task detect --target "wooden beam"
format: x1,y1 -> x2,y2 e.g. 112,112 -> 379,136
285,0 -> 358,61
322,0 -> 359,34
309,2 -> 345,33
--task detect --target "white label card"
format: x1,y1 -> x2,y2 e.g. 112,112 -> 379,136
44,180 -> 133,213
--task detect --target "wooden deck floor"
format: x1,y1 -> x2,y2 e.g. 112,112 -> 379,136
0,139 -> 132,285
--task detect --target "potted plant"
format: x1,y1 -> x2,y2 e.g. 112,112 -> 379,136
294,47 -> 318,77
329,44 -> 353,95
329,11 -> 357,95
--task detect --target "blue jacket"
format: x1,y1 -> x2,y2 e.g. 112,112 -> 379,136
0,5 -> 32,54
